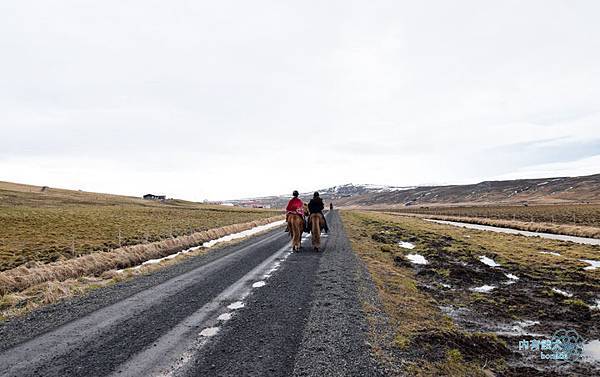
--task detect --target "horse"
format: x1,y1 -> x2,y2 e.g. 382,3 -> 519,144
310,213 -> 325,251
288,213 -> 304,251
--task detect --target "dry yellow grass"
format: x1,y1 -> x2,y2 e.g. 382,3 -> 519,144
0,181 -> 279,271
0,215 -> 283,295
341,211 -> 499,376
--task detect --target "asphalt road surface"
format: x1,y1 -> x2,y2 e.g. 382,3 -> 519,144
0,211 -> 382,377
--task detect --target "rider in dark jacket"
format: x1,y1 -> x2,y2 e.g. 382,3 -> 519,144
308,192 -> 329,233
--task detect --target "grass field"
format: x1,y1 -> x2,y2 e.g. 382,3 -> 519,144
0,182 -> 279,272
342,210 -> 599,376
389,204 -> 600,228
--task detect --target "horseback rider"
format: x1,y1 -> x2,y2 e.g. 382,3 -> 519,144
285,190 -> 304,232
308,192 -> 329,233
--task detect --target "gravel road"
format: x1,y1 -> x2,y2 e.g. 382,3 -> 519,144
0,211 -> 382,377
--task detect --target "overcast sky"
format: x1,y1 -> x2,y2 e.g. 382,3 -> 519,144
1,1 -> 599,201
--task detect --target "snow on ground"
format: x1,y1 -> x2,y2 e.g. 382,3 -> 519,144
539,251 -> 561,256
202,220 -> 286,248
580,259 -> 600,271
552,288 -> 573,297
119,219 -> 285,271
479,256 -> 501,267
199,327 -> 220,337
398,241 -> 416,249
406,253 -> 429,265
470,285 -> 496,293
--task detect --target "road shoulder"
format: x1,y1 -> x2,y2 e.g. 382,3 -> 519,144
292,211 -> 384,376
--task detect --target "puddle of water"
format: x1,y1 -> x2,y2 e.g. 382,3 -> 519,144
426,219 -> 600,245
399,241 -> 416,249
539,251 -> 561,256
479,256 -> 501,267
580,259 -> 600,270
227,301 -> 245,310
495,320 -> 544,337
252,281 -> 266,288
583,339 -> 600,362
406,253 -> 429,265
217,313 -> 232,321
470,285 -> 496,293
199,327 -> 220,337
551,288 -> 573,297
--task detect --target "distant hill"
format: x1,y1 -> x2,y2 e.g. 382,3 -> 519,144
227,183 -> 415,209
229,174 -> 600,209
335,174 -> 600,208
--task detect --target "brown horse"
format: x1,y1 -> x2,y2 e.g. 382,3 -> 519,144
310,213 -> 325,251
288,214 -> 304,251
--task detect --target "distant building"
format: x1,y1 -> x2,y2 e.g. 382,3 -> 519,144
143,194 -> 166,200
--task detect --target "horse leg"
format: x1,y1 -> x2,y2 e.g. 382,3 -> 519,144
311,214 -> 321,251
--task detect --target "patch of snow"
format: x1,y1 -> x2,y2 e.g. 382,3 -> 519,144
470,285 -> 496,293
583,339 -> 600,362
580,259 -> 600,271
199,327 -> 220,337
203,220 -> 286,248
227,301 -> 245,310
551,288 -> 573,297
252,281 -> 266,288
539,251 -> 561,256
398,241 -> 416,249
406,253 -> 429,265
518,320 -> 540,327
118,219 -> 286,272
505,273 -> 519,280
440,283 -> 451,288
589,299 -> 600,311
479,256 -> 501,267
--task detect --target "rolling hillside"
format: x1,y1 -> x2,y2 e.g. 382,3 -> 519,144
229,174 -> 600,209
0,181 -> 278,271
336,174 -> 600,208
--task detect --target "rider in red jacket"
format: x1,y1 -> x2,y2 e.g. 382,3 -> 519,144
286,192 -> 304,215
285,190 -> 304,232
